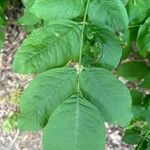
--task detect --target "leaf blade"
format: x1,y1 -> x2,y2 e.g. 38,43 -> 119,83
30,0 -> 85,21
137,17 -> 150,57
43,95 -> 106,150
92,26 -> 122,70
13,20 -> 82,74
117,61 -> 150,80
18,67 -> 77,131
88,0 -> 129,32
80,68 -> 132,126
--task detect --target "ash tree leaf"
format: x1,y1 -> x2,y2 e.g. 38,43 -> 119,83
126,0 -> 150,25
18,67 -> 132,149
18,67 -> 77,131
88,0 -> 129,32
91,26 -> 122,70
117,61 -> 150,81
137,17 -> 150,57
30,0 -> 85,21
43,95 -> 106,150
13,20 -> 82,74
80,68 -> 132,126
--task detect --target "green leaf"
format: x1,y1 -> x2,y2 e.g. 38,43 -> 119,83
132,106 -> 147,121
18,67 -> 132,149
80,68 -> 132,126
18,67 -> 77,131
143,95 -> 150,110
91,26 -> 122,70
130,90 -> 143,106
22,0 -> 35,7
18,0 -> 41,26
0,16 -> 5,27
120,0 -> 128,5
120,30 -> 131,60
0,7 -> 5,27
123,129 -> 142,144
141,73 -> 150,88
3,112 -> 18,132
18,12 -> 40,26
0,31 -> 5,49
117,61 -> 150,81
137,17 -> 150,57
126,0 -> 150,25
30,0 -> 85,21
13,20 -> 82,74
43,95 -> 106,150
0,0 -> 8,9
88,0 -> 129,32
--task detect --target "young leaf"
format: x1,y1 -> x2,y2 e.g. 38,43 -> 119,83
80,68 -> 132,126
13,20 -> 82,74
18,67 -> 77,131
88,0 -> 129,32
30,0 -> 85,21
117,61 -> 150,81
43,95 -> 106,150
137,17 -> 150,57
91,26 -> 122,70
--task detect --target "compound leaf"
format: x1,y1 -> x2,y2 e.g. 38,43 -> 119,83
18,67 -> 77,131
88,0 -> 128,32
30,0 -> 85,21
43,95 -> 106,150
80,68 -> 132,126
13,20 -> 82,74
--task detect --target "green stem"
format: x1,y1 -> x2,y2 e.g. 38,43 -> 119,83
77,0 -> 90,93
129,24 -> 141,28
137,130 -> 150,150
78,0 -> 90,66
